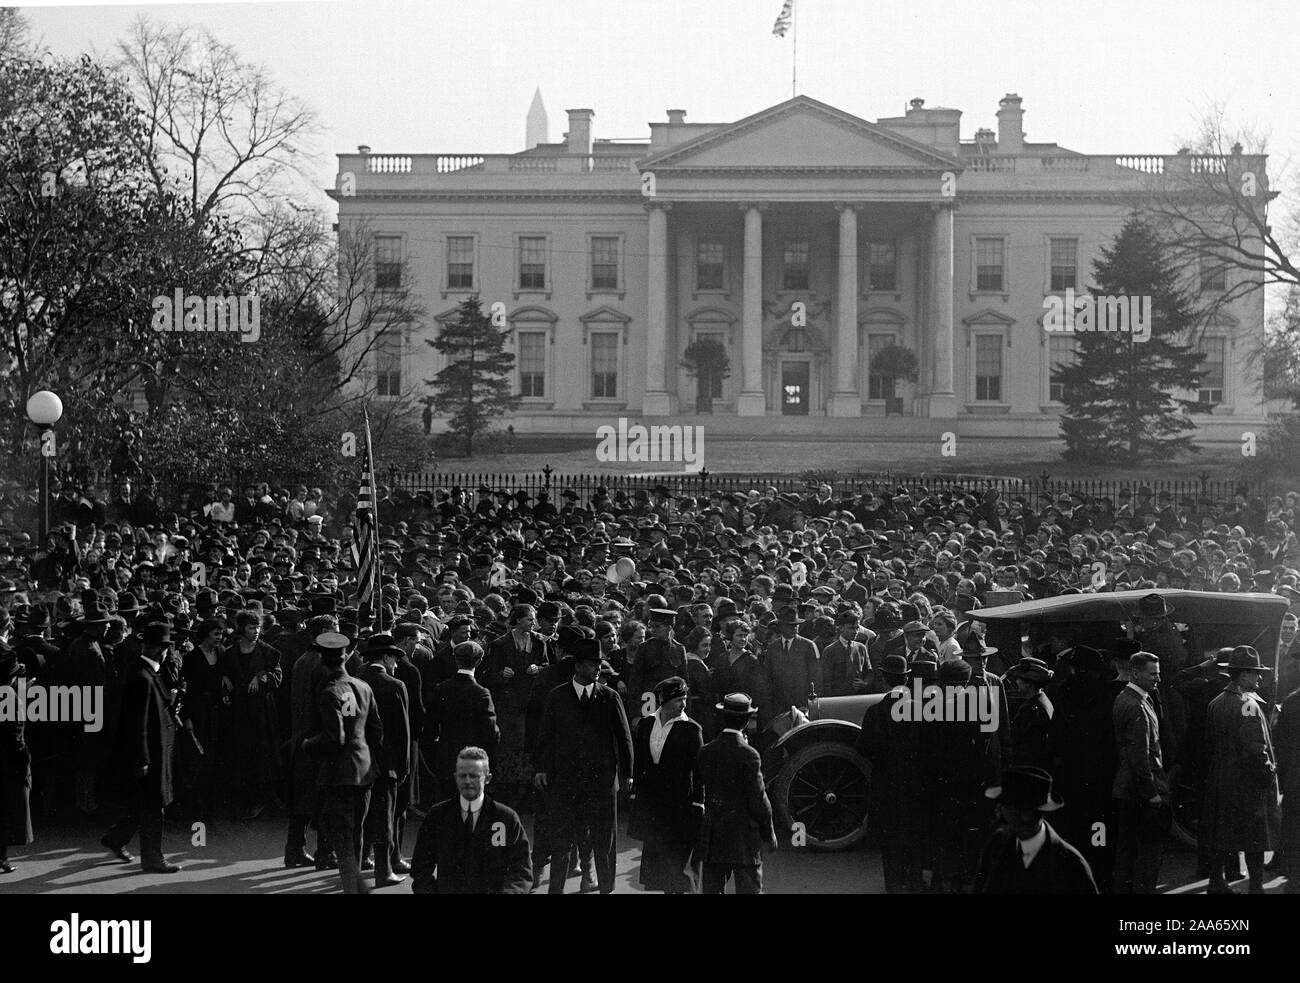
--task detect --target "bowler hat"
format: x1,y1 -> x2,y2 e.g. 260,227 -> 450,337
880,654 -> 911,679
985,766 -> 1064,812
569,637 -> 603,664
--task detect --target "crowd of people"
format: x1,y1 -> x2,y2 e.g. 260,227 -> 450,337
0,472 -> 1299,894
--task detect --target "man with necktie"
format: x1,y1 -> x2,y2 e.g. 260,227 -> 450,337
410,747 -> 532,894
534,637 -> 633,894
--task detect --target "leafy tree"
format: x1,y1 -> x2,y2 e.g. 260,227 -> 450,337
1054,214 -> 1210,464
427,296 -> 518,456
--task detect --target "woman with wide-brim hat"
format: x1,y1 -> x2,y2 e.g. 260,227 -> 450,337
1200,645 -> 1281,894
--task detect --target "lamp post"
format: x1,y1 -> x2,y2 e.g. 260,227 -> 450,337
26,390 -> 63,546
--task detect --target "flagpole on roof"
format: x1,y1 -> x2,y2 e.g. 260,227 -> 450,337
792,0 -> 797,98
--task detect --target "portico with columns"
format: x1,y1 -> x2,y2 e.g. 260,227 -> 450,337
637,97 -> 963,419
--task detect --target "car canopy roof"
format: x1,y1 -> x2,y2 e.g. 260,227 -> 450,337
969,589 -> 1287,626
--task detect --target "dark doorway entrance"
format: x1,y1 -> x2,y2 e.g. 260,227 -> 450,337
781,362 -> 809,415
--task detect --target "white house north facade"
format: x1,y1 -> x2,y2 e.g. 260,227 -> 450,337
331,93 -> 1268,438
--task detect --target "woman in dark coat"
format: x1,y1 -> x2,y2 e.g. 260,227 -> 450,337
181,619 -> 232,820
0,644 -> 34,872
1200,649 -> 1281,894
628,676 -> 703,893
223,609 -> 283,818
682,629 -> 716,743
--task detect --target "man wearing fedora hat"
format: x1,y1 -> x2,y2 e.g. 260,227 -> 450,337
695,693 -> 776,894
66,599 -> 112,815
974,766 -> 1097,894
1006,657 -> 1054,771
100,622 -> 183,873
1131,592 -> 1190,766
1201,645 -> 1281,894
1275,674 -> 1300,892
755,606 -> 821,736
855,655 -> 928,892
534,636 -> 633,894
1111,651 -> 1168,894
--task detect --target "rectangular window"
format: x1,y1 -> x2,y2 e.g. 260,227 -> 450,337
590,236 -> 619,290
782,241 -> 810,290
518,331 -> 546,397
868,240 -> 897,291
867,333 -> 897,400
446,236 -> 474,289
590,332 -> 618,398
375,331 -> 402,397
375,235 -> 402,290
1048,335 -> 1077,403
975,237 -> 1005,292
1197,336 -> 1226,403
1200,255 -> 1226,292
518,236 -> 547,290
696,237 -> 725,290
975,335 -> 1002,401
1049,238 -> 1078,292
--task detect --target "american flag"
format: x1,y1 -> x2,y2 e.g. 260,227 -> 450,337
351,410 -> 380,631
772,0 -> 794,37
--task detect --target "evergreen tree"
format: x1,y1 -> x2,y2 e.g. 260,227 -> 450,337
426,296 -> 519,456
1054,214 -> 1210,464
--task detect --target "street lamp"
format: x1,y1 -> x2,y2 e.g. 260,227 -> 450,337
26,390 -> 63,546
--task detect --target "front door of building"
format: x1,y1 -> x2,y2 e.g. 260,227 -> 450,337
781,361 -> 810,415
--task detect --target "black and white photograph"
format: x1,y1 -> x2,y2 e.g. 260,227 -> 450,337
1,0 -> 1298,959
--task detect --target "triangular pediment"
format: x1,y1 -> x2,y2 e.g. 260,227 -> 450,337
641,96 -> 961,172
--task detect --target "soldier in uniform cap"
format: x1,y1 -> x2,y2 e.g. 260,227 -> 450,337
627,595 -> 687,720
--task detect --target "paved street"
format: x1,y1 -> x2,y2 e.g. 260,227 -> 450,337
0,809 -> 1286,895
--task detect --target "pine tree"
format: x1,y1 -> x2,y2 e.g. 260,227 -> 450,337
1054,214 -> 1210,464
426,297 -> 519,456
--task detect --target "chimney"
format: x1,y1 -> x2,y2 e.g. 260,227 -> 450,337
357,144 -> 371,155
666,109 -> 686,125
996,93 -> 1024,152
565,109 -> 594,155
974,128 -> 995,149
526,88 -> 548,149
909,97 -> 925,112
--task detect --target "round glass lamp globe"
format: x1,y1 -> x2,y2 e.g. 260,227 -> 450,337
26,390 -> 63,426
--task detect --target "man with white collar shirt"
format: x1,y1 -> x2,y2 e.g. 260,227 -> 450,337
410,747 -> 532,894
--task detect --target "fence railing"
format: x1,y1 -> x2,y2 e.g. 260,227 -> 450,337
9,461 -> 1277,517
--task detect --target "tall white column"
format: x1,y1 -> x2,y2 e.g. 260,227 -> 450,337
926,201 -> 957,417
828,202 -> 861,416
642,201 -> 673,415
737,202 -> 767,416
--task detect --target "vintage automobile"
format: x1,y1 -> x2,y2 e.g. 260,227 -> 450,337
761,589 -> 1288,851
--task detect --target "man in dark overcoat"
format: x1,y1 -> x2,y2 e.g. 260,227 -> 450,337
358,635 -> 411,887
410,746 -> 532,894
1201,646 -> 1281,894
855,654 -> 927,892
100,622 -> 182,873
534,637 -> 633,894
428,641 -> 499,806
974,766 -> 1097,894
694,692 -> 776,894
